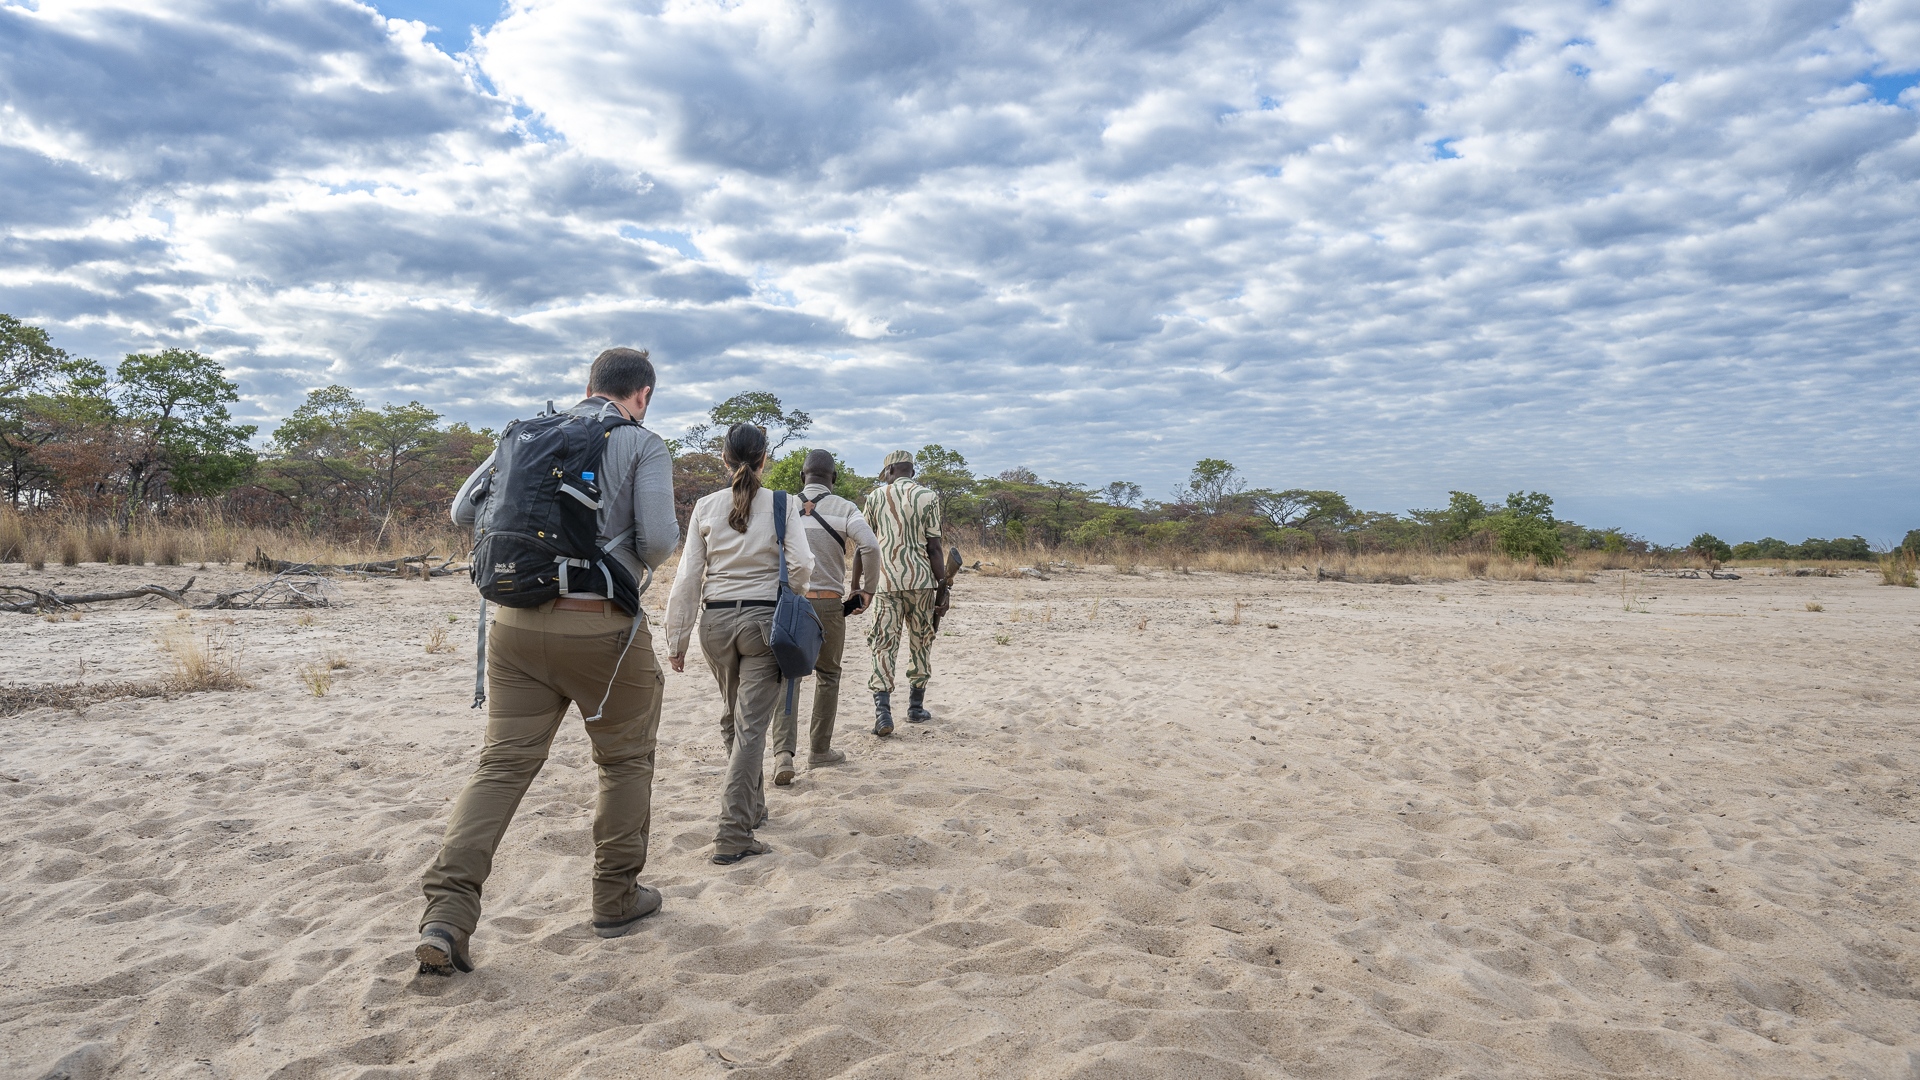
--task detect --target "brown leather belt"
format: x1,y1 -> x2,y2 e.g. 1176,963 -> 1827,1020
553,597 -> 626,615
805,590 -> 842,600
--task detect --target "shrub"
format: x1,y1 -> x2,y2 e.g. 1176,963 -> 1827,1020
1491,512 -> 1563,564
1689,533 -> 1733,562
1882,550 -> 1918,588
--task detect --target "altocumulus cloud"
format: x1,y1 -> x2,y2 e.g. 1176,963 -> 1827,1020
2,0 -> 1917,540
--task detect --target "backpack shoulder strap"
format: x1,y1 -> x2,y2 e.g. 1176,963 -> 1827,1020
773,490 -> 789,589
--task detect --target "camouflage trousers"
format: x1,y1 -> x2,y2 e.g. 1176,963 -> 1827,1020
866,589 -> 937,693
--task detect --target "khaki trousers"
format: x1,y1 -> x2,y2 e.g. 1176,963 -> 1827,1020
867,588 -> 937,693
771,596 -> 846,757
420,602 -> 662,934
699,605 -> 783,854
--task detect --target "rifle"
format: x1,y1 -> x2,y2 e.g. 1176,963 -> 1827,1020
933,546 -> 962,630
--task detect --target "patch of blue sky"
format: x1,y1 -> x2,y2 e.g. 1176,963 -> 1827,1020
369,0 -> 506,51
752,271 -> 798,308
1431,138 -> 1461,160
511,104 -> 563,144
1863,70 -> 1919,105
619,227 -> 702,260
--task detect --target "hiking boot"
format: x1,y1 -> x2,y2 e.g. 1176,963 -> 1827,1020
907,685 -> 931,724
415,922 -> 472,976
591,885 -> 662,939
713,839 -> 771,866
772,751 -> 796,786
808,748 -> 846,767
872,691 -> 894,737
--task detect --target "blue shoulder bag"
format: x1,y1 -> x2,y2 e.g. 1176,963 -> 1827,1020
769,491 -> 825,687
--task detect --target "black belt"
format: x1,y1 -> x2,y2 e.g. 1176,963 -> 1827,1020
705,599 -> 777,609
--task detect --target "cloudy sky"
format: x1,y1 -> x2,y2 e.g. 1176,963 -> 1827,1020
3,0 -> 1917,542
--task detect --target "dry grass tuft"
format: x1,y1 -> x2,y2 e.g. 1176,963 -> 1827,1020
160,627 -> 249,692
424,625 -> 454,653
2,626 -> 249,715
1805,601 -> 1825,612
1880,551 -> 1918,588
0,508 -> 24,562
298,664 -> 333,697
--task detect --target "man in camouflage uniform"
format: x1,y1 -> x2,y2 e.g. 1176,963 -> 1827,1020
862,449 -> 952,736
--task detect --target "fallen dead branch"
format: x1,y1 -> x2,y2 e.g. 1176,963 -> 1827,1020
203,571 -> 339,609
0,679 -> 180,715
246,548 -> 464,577
0,577 -> 196,614
1316,567 -> 1414,585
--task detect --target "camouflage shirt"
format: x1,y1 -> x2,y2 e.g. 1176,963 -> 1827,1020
862,478 -> 942,592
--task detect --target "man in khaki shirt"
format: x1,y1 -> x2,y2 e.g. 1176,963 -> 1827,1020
770,449 -> 880,784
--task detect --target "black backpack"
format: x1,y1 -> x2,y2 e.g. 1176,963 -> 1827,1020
467,401 -> 642,616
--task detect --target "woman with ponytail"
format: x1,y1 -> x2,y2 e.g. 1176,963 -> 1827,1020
665,423 -> 815,864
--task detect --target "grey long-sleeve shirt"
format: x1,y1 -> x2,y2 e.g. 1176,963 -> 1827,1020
451,398 -> 680,596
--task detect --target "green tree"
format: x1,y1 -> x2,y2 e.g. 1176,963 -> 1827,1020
1902,529 -> 1920,557
14,357 -> 116,512
1689,532 -> 1733,562
1250,489 -> 1353,532
915,444 -> 975,504
1486,491 -> 1562,564
261,386 -> 374,527
0,315 -> 71,506
686,391 -> 812,452
115,349 -> 257,529
1443,492 -> 1489,543
352,401 -> 444,525
1175,458 -> 1245,513
762,447 -> 870,502
1099,481 -> 1142,508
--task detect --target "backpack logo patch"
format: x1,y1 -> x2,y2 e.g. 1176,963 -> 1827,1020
493,562 -> 516,572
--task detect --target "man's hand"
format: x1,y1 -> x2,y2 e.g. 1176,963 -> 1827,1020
851,590 -> 873,615
933,584 -> 951,619
669,653 -> 686,673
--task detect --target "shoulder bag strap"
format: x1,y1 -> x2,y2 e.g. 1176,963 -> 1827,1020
773,489 -> 789,591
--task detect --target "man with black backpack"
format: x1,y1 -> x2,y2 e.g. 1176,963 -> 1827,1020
414,347 -> 678,976
768,448 -> 880,785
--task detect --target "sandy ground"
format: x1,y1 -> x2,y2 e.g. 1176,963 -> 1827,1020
1,561 -> 1917,1079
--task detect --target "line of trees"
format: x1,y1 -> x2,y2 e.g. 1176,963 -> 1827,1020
671,392 -> 1640,563
1689,532 -> 1914,564
6,314 -> 1905,562
1,316 -> 490,536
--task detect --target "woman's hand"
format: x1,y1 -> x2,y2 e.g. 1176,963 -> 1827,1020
669,653 -> 686,673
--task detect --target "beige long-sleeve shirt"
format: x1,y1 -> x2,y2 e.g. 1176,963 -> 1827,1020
664,485 -> 814,657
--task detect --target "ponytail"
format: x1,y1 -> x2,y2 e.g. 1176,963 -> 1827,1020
722,423 -> 769,533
